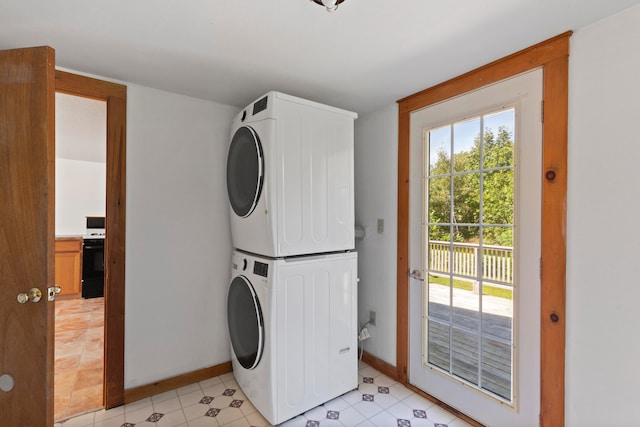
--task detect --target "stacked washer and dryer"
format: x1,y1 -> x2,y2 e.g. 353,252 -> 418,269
225,91 -> 359,425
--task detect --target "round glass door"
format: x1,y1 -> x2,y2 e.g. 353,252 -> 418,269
227,126 -> 264,217
227,276 -> 264,370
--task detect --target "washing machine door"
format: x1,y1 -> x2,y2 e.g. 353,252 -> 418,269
227,126 -> 264,218
227,275 -> 264,370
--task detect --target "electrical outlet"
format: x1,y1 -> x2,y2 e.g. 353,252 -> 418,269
369,310 -> 376,326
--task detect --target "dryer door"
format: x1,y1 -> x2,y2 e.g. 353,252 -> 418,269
227,126 -> 264,217
227,275 -> 265,370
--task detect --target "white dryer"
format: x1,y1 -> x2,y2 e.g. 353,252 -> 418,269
227,250 -> 358,425
226,91 -> 357,257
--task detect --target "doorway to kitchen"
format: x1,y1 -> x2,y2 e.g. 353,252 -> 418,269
53,91 -> 107,421
54,70 -> 127,419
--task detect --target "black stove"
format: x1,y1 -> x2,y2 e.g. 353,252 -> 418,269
82,216 -> 105,298
84,232 -> 105,238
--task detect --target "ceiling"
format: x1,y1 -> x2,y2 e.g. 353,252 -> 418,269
2,0 -> 640,114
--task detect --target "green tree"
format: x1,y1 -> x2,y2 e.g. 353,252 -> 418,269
482,126 -> 514,246
428,149 -> 451,241
427,126 -> 514,246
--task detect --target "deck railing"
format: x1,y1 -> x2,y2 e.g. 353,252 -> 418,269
428,241 -> 513,285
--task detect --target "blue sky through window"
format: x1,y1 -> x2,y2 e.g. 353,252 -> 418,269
428,108 -> 515,173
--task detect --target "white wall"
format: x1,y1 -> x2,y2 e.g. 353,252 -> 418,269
566,5 -> 640,425
56,93 -> 107,163
55,158 -> 106,235
55,92 -> 107,236
354,104 -> 398,366
124,84 -> 238,388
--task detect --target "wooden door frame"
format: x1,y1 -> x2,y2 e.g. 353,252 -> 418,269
396,32 -> 570,426
54,70 -> 126,409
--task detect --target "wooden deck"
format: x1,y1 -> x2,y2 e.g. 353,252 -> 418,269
427,301 -> 512,400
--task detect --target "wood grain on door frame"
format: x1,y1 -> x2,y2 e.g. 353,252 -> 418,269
396,32 -> 570,427
55,70 -> 127,409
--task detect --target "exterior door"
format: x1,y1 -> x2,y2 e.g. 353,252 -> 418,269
0,46 -> 56,426
408,69 -> 542,426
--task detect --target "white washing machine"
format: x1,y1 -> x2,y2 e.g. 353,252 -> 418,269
226,91 -> 357,257
227,250 -> 358,425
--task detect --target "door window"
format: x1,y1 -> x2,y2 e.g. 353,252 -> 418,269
426,108 -> 515,401
227,126 -> 264,217
227,276 -> 264,370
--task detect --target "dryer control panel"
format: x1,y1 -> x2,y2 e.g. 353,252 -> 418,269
253,96 -> 268,116
253,261 -> 269,277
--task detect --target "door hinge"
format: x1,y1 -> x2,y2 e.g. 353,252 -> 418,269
539,258 -> 543,279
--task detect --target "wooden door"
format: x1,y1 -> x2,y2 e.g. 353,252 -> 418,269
0,46 -> 56,426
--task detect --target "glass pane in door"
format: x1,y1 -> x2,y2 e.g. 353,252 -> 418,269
424,107 -> 515,402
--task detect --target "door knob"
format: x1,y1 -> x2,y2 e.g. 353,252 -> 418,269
16,288 -> 42,304
409,269 -> 424,281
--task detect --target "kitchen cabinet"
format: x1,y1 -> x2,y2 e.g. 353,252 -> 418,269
55,237 -> 82,297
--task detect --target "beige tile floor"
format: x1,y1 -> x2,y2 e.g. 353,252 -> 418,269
55,297 -> 105,421
54,362 -> 471,427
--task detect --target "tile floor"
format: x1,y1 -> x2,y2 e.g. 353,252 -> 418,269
55,297 -> 105,421
54,361 -> 472,427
